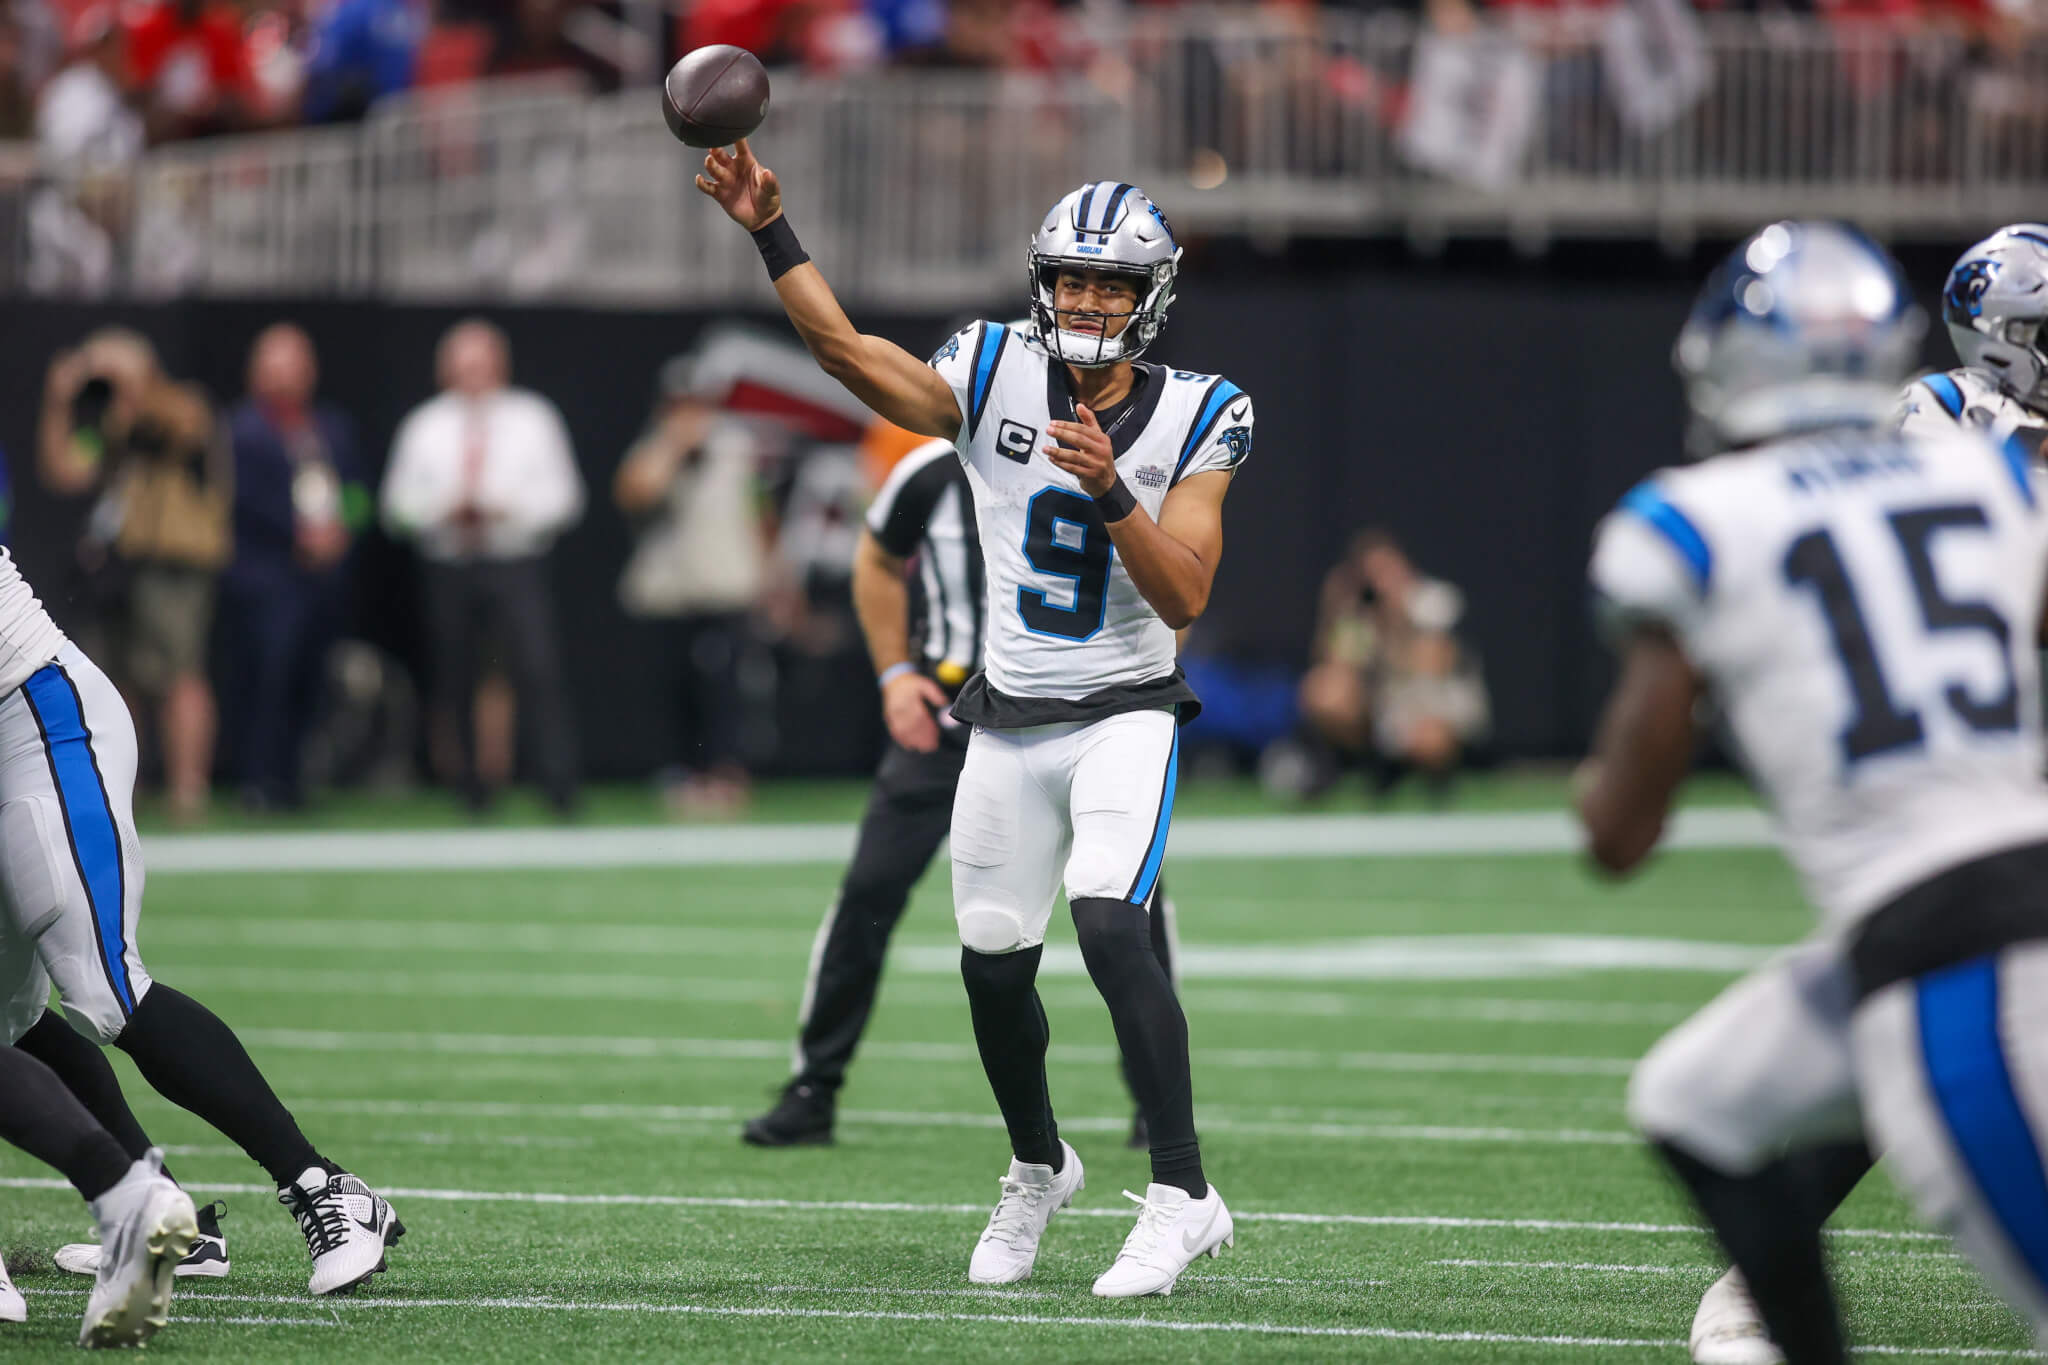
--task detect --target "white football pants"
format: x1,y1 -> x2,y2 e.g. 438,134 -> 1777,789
950,708 -> 1178,954
0,643 -> 151,1045
1631,935 -> 2048,1336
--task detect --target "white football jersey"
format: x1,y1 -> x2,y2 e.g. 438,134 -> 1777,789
0,549 -> 66,700
1894,368 -> 2043,452
928,321 -> 1252,723
1591,425 -> 2048,932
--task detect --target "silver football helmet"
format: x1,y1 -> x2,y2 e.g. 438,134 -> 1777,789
1674,221 -> 1925,454
1027,182 -> 1181,368
1944,224 -> 2048,414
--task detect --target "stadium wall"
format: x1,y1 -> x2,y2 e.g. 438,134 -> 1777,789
0,274 -> 1936,773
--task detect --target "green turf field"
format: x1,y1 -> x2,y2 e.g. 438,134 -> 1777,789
0,778 -> 2032,1361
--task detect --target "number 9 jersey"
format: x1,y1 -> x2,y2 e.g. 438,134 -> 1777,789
1589,426 -> 2048,935
928,321 -> 1253,727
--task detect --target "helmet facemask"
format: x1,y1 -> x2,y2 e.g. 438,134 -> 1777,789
1028,257 -> 1177,368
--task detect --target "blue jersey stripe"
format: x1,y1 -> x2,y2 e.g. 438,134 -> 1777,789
1175,378 -> 1244,480
2001,432 -> 2038,509
20,667 -> 133,1016
1924,373 -> 1966,419
967,324 -> 1009,439
1618,483 -> 1712,592
1916,956 -> 2048,1292
1128,728 -> 1179,905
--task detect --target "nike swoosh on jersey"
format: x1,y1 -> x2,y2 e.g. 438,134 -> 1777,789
1229,401 -> 1248,421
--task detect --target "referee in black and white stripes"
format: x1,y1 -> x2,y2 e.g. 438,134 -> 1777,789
744,437 -> 1179,1147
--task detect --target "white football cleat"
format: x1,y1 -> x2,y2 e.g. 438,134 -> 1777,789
968,1141 -> 1085,1284
278,1166 -> 404,1296
1691,1268 -> 1788,1365
58,1200 -> 230,1279
80,1149 -> 198,1349
0,1248 -> 25,1323
1092,1182 -> 1233,1299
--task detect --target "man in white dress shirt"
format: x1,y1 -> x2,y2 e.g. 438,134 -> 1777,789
381,319 -> 585,813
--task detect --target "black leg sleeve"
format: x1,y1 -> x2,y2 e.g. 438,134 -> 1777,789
1657,1141 -> 1848,1365
1148,879 -> 1177,985
1073,896 -> 1204,1199
1119,881 -> 1181,1111
115,985 -> 321,1185
17,1010 -> 165,1172
961,944 -> 1062,1170
795,745 -> 958,1092
1782,1139 -> 1876,1221
0,1047 -> 134,1202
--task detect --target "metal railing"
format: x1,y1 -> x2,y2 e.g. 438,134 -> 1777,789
8,11 -> 2047,303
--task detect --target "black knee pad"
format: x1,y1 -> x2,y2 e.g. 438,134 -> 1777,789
1071,897 -> 1150,971
960,943 -> 1042,997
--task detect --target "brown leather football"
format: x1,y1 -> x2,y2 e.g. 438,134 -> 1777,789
662,46 -> 770,148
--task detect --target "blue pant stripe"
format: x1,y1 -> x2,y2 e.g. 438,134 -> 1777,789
20,666 -> 133,1016
1916,955 -> 2048,1291
1128,728 -> 1179,906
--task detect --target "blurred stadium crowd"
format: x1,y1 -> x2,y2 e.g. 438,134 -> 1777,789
0,0 -> 2041,163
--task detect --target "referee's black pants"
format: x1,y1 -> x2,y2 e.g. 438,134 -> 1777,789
794,735 -> 1177,1100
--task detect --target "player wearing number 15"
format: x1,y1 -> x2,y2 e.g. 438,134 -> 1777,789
1579,222 -> 2048,1362
696,143 -> 1244,1297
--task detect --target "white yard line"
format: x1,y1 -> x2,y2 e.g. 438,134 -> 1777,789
17,1288 -> 2030,1356
233,1026 -> 1637,1079
0,1175 -> 1946,1239
147,917 -> 1775,982
167,1096 -> 1642,1147
758,1285 -> 1061,1300
152,932 -> 1777,996
1435,1259 -> 1691,1274
139,808 -> 1773,874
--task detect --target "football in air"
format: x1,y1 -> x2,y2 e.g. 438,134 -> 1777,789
662,45 -> 771,148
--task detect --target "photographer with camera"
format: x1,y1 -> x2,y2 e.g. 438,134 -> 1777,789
39,328 -> 232,821
1296,528 -> 1490,802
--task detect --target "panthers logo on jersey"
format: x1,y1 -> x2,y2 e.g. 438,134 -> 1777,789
1219,426 -> 1252,467
931,332 -> 964,366
1946,259 -> 2001,320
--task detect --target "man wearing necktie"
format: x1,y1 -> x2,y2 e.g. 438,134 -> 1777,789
380,320 -> 584,814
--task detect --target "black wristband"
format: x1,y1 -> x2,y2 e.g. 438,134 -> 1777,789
751,216 -> 810,282
1094,476 -> 1138,523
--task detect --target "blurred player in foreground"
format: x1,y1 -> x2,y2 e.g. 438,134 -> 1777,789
699,142 -> 1246,1296
745,425 -> 1180,1150
1580,220 -> 2048,1363
0,546 -> 402,1295
1683,223 -> 2048,1364
0,1047 -> 195,1346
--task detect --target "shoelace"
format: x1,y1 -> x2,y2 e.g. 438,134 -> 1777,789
279,1180 -> 349,1260
1116,1189 -> 1178,1263
983,1176 -> 1051,1247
